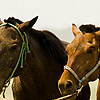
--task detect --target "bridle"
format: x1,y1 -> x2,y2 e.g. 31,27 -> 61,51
0,23 -> 30,98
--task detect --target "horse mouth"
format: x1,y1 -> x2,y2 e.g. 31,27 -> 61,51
56,86 -> 83,100
59,86 -> 76,97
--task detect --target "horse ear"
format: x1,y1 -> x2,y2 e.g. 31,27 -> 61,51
18,16 -> 38,32
72,24 -> 81,36
0,19 -> 3,25
96,30 -> 100,36
95,30 -> 100,42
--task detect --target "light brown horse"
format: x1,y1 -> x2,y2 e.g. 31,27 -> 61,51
58,24 -> 100,100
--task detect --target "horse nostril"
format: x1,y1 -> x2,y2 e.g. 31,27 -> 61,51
66,80 -> 73,88
58,83 -> 65,91
58,80 -> 73,92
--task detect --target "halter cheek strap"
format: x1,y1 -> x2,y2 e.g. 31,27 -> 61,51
64,60 -> 100,88
64,66 -> 80,81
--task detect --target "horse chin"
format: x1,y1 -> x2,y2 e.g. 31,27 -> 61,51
59,83 -> 78,98
59,88 -> 76,97
59,89 -> 78,100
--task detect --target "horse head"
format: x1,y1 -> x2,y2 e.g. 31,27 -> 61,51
58,24 -> 100,99
0,16 -> 38,94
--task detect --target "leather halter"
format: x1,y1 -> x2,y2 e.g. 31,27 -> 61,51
64,59 -> 100,88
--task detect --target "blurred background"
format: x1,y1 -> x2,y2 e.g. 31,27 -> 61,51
0,0 -> 100,100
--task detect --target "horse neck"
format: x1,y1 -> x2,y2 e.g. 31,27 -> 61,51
20,29 -> 48,85
19,29 -> 63,99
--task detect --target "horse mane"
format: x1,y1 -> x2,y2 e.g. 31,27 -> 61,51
4,17 -> 23,25
4,17 -> 67,65
79,24 -> 100,34
39,30 -> 67,64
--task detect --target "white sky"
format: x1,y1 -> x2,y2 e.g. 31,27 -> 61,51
0,0 -> 100,29
0,0 -> 100,100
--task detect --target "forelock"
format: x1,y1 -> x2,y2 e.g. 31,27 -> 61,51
79,24 -> 100,34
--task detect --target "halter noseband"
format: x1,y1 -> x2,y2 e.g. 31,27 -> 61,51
64,59 -> 100,88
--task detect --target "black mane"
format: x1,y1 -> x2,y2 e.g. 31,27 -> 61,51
4,17 -> 23,25
79,24 -> 100,34
4,17 -> 67,65
34,30 -> 67,64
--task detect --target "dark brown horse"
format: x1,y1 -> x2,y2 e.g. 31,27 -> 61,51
0,17 -> 68,100
58,24 -> 100,100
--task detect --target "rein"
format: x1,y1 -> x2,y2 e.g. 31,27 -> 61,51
0,23 -> 30,98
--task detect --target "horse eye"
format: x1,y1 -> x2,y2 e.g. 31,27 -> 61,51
87,46 -> 96,54
88,49 -> 94,53
11,45 -> 18,51
87,47 -> 95,53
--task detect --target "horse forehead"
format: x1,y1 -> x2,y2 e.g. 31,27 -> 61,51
68,33 -> 96,52
0,27 -> 16,45
70,34 -> 84,48
0,27 -> 17,38
74,33 -> 95,44
84,33 -> 96,41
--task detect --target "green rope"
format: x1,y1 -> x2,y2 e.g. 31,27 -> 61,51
7,23 -> 25,42
24,32 -> 30,53
0,23 -> 30,98
6,43 -> 25,82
